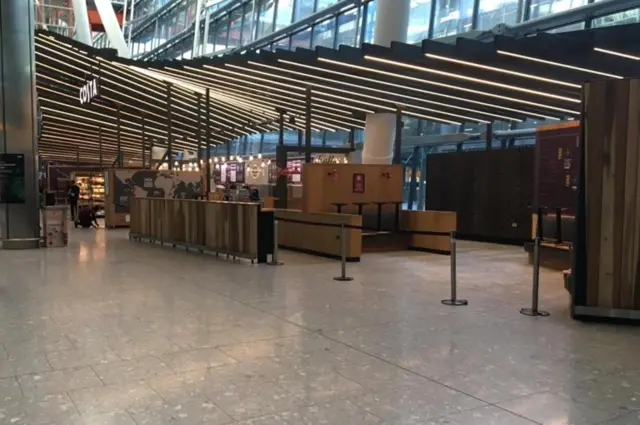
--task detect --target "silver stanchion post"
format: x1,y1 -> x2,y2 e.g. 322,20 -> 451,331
520,236 -> 549,316
334,223 -> 353,282
267,218 -> 283,266
442,231 -> 467,306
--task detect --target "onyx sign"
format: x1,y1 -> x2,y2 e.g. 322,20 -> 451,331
79,79 -> 99,105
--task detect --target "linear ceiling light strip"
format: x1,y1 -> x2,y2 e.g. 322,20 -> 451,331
252,61 -> 522,122
155,68 -> 283,118
228,63 -> 489,123
203,65 -> 306,92
43,126 -> 142,145
182,67 -> 306,99
279,59 -> 561,121
42,115 -> 150,140
37,85 -> 173,133
164,70 -> 348,129
404,111 -> 460,125
37,61 -> 83,82
593,47 -> 640,61
40,136 -> 141,153
40,96 -> 168,138
228,63 -> 480,122
35,51 -> 88,76
364,55 -> 580,103
42,120 -> 177,146
35,35 -> 95,60
201,83 -> 357,130
317,58 -> 578,116
424,53 -> 581,89
497,50 -> 623,79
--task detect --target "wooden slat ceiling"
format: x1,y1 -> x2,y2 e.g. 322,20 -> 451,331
36,23 -> 640,164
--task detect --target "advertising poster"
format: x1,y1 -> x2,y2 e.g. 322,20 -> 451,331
0,154 -> 25,204
245,160 -> 269,185
113,170 -> 202,213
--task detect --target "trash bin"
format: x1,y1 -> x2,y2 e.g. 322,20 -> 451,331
43,206 -> 68,247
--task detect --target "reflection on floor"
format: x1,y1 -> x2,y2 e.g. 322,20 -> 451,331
0,228 -> 639,425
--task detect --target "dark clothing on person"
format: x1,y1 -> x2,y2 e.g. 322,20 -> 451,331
68,184 -> 80,220
75,207 -> 98,228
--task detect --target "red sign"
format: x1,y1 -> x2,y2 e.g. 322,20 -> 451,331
353,173 -> 365,193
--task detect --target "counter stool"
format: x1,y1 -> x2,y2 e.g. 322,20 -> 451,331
331,202 -> 347,214
373,202 -> 388,231
390,201 -> 403,231
353,202 -> 369,216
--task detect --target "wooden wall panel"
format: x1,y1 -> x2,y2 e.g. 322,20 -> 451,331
578,78 -> 640,312
426,149 -> 535,243
302,164 -> 403,213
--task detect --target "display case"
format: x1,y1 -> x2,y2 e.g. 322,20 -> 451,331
73,172 -> 105,217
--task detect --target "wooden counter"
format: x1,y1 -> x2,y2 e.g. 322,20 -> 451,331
130,198 -> 270,262
400,210 -> 457,254
273,209 -> 362,261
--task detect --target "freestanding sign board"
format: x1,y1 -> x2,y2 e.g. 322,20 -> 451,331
0,154 -> 26,203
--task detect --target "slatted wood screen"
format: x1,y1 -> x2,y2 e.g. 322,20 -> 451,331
130,198 -> 260,260
577,79 -> 640,310
426,149 -> 535,243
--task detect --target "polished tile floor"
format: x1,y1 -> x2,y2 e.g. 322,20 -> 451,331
1,228 -> 639,425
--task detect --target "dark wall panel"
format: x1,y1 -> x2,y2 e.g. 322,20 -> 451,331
426,148 -> 535,243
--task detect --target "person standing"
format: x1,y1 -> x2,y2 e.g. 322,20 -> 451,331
68,182 -> 80,220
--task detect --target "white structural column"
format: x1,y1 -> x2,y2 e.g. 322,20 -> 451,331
72,0 -> 92,44
94,0 -> 130,57
361,0 -> 411,164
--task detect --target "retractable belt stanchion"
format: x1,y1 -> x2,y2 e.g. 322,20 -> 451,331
441,231 -> 468,306
267,218 -> 283,266
521,208 -> 550,317
334,223 -> 353,282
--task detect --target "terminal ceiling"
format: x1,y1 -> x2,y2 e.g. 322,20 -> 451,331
35,23 -> 640,163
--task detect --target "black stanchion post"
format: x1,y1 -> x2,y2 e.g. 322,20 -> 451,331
267,218 -> 283,266
521,209 -> 550,317
334,223 -> 353,282
442,231 -> 468,306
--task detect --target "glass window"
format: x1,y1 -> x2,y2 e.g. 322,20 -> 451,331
241,3 -> 253,44
185,0 -> 198,26
275,0 -> 294,30
529,0 -> 588,20
592,8 -> 640,27
257,0 -> 275,38
294,0 -> 315,20
402,117 -> 420,137
364,0 -> 377,43
214,16 -> 229,51
312,17 -> 336,48
316,0 -> 340,12
336,9 -> 359,47
273,36 -> 291,51
407,0 -> 431,43
477,0 -> 519,30
227,7 -> 243,49
546,21 -> 585,33
205,22 -> 216,54
291,28 -> 312,50
432,0 -> 473,38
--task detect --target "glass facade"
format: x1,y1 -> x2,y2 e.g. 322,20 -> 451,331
127,0 -> 635,61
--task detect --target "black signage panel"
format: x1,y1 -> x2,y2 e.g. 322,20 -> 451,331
0,154 -> 26,204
